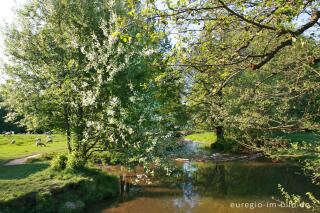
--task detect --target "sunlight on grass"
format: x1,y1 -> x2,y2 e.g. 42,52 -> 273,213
185,132 -> 217,147
0,167 -> 118,203
0,134 -> 67,165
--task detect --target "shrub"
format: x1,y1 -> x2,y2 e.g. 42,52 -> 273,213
66,152 -> 86,171
50,154 -> 68,171
89,152 -> 111,165
89,151 -> 126,165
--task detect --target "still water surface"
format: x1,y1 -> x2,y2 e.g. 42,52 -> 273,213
88,144 -> 318,213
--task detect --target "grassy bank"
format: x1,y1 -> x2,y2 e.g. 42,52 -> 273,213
184,132 -> 217,147
0,135 -> 118,212
0,163 -> 118,213
185,131 -> 320,153
0,134 -> 67,165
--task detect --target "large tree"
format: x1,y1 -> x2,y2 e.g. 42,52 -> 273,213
1,0 -> 173,165
129,0 -> 320,147
129,0 -> 320,210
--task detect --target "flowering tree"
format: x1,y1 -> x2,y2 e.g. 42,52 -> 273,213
1,0 -> 173,165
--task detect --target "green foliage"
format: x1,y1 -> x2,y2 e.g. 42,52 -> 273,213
283,132 -> 320,145
1,0 -> 175,166
0,98 -> 26,133
153,67 -> 190,129
50,154 -> 68,171
89,151 -> 125,165
66,152 -> 86,172
279,184 -> 320,212
131,0 -> 320,209
134,0 -> 320,147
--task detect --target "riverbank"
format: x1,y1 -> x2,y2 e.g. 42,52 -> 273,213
0,163 -> 118,213
0,134 -> 119,213
1,132 -> 317,212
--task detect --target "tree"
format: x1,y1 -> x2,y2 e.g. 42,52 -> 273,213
2,0 -> 111,153
128,0 -> 320,209
1,0 -> 173,166
0,98 -> 26,133
128,0 -> 320,146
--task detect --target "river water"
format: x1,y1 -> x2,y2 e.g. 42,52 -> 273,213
88,142 -> 319,213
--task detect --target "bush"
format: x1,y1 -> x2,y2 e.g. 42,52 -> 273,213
89,151 -> 126,165
66,152 -> 86,171
50,154 -> 68,171
89,152 -> 111,165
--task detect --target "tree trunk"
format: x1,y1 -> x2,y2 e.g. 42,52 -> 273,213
64,105 -> 72,153
216,126 -> 224,142
66,127 -> 72,153
211,126 -> 225,151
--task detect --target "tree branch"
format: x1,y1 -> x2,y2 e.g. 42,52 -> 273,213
254,72 -> 278,90
252,39 -> 292,70
218,0 -> 278,31
252,10 -> 320,70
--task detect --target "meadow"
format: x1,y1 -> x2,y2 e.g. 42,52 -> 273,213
0,134 -> 67,165
0,134 -> 118,213
0,165 -> 118,212
184,132 -> 217,147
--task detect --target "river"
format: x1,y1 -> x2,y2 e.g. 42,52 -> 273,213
87,142 -> 319,213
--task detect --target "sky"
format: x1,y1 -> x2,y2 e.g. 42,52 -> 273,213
0,0 -> 26,83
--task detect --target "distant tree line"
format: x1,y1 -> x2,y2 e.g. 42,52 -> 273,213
0,98 -> 26,133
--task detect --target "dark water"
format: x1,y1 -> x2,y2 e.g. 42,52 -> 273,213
87,144 -> 319,213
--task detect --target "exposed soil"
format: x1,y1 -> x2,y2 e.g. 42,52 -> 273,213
4,154 -> 41,166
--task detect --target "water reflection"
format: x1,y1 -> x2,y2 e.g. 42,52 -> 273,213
173,162 -> 200,212
89,161 -> 318,213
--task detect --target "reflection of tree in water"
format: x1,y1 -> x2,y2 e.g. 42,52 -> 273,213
196,163 -> 227,198
87,162 -> 320,213
173,163 -> 200,210
162,162 -> 319,200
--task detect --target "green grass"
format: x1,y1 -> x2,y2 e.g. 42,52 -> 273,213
0,134 -> 119,212
0,134 -> 67,165
185,132 -> 217,147
0,166 -> 117,202
0,163 -> 49,180
0,165 -> 118,212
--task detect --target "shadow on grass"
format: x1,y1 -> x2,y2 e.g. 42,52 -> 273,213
0,164 -> 49,180
0,159 -> 6,166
